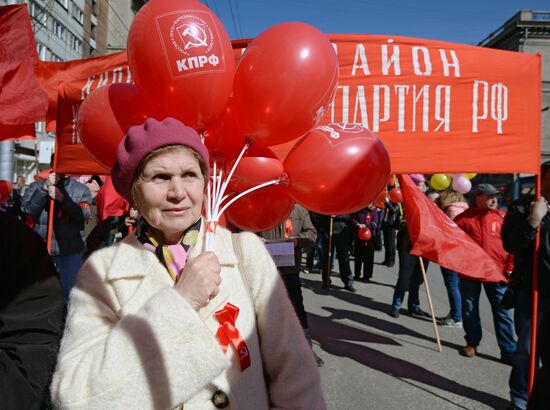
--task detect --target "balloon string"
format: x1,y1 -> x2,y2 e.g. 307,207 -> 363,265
215,142 -> 250,216
205,143 -> 251,252
217,179 -> 280,217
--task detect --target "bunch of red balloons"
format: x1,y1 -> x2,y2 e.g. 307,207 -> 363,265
77,0 -> 392,232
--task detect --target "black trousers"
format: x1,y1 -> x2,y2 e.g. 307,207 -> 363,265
281,274 -> 308,329
354,240 -> 374,279
383,227 -> 396,265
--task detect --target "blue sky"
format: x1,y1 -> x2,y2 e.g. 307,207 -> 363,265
204,0 -> 549,45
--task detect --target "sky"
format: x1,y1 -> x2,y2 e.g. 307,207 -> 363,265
205,0 -> 550,46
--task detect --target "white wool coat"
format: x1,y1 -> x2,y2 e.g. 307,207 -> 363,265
51,223 -> 325,410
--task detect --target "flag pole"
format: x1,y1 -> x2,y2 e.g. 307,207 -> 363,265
418,257 -> 442,352
323,216 -> 334,289
528,172 -> 541,395
46,130 -> 59,254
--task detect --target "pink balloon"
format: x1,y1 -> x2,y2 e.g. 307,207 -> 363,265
452,176 -> 472,194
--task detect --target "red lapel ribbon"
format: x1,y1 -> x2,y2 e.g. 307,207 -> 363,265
214,302 -> 251,371
206,221 -> 218,233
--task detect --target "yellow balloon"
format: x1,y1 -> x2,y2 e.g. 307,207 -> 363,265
464,173 -> 477,180
430,174 -> 451,190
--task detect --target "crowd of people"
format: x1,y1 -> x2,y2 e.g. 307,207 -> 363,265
0,119 -> 549,409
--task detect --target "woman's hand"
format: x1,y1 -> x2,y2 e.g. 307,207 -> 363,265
174,252 -> 222,311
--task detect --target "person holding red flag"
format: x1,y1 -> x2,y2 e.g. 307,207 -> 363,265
389,174 -> 431,319
454,183 -> 517,363
503,162 -> 550,410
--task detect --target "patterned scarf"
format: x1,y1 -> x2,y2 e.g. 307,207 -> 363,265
136,218 -> 201,283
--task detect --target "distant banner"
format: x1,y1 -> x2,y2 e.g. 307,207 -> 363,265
35,51 -> 130,131
265,34 -> 541,174
55,82 -> 110,175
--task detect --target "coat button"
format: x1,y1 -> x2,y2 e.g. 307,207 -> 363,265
211,390 -> 229,408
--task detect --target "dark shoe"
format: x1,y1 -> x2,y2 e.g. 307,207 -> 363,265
500,355 -> 514,366
344,284 -> 357,292
408,309 -> 431,319
459,344 -> 477,357
389,308 -> 400,318
436,312 -> 452,322
313,351 -> 324,367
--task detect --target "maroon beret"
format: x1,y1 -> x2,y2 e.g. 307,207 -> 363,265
111,117 -> 209,201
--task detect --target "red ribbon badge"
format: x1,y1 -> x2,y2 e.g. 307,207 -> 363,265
214,302 -> 251,371
206,220 -> 218,234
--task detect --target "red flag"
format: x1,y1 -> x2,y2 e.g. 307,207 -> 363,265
34,51 -> 129,131
0,4 -> 47,134
96,177 -> 129,223
398,174 -> 503,282
0,123 -> 36,141
55,82 -> 110,175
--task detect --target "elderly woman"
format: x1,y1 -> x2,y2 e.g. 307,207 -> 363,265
51,118 -> 325,410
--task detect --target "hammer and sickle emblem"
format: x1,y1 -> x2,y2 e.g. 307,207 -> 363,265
177,23 -> 208,50
239,346 -> 249,358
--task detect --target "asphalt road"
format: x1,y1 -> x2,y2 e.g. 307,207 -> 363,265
302,250 -> 512,410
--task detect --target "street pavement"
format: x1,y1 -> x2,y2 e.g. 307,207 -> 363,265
302,250 -> 512,410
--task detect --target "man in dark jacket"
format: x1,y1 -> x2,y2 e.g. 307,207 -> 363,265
0,213 -> 64,409
21,172 -> 92,304
382,196 -> 399,267
503,162 -> 550,410
389,174 -> 430,319
319,213 -> 355,292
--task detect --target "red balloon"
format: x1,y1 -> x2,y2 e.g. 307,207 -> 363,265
357,227 -> 372,241
127,0 -> 234,130
284,123 -> 391,215
225,185 -> 294,232
78,84 -> 149,168
230,157 -> 284,193
389,188 -> 403,203
232,22 -> 338,146
373,188 -> 387,209
229,146 -> 283,192
204,103 -> 245,160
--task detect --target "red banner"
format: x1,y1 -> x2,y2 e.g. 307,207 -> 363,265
398,174 -> 503,282
264,35 -> 541,174
35,51 -> 130,131
55,82 -> 110,175
43,34 -> 541,175
0,4 -> 48,140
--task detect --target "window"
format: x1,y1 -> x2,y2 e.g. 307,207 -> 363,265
71,3 -> 84,25
52,19 -> 66,41
36,42 -> 47,60
29,1 -> 47,26
69,33 -> 82,53
56,0 -> 69,10
49,51 -> 64,62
